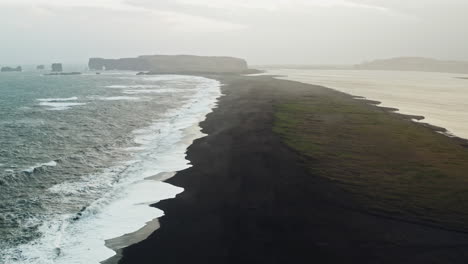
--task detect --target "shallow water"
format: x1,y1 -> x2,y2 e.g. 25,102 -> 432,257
0,71 -> 221,263
263,69 -> 468,139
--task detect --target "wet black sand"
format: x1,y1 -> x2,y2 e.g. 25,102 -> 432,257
118,75 -> 468,264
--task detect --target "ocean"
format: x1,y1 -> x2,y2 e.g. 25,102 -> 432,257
0,71 -> 221,263
263,69 -> 468,139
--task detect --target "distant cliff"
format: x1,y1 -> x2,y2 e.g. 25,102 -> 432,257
355,57 -> 468,74
1,66 -> 22,72
89,55 -> 249,74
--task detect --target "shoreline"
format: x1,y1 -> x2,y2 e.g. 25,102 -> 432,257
117,74 -> 468,263
350,90 -> 468,148
100,77 -> 223,264
260,71 -> 468,147
102,114 -> 220,264
348,90 -> 468,146
257,75 -> 454,138
265,69 -> 468,140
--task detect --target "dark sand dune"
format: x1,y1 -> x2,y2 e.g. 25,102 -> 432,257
119,75 -> 468,264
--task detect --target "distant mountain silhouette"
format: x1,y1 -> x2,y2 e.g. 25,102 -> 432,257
355,57 -> 468,74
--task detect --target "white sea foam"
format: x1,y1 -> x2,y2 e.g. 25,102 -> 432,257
122,89 -> 181,95
140,75 -> 194,82
98,72 -> 137,76
39,102 -> 86,111
105,84 -> 159,89
23,160 -> 57,174
99,96 -> 141,101
27,180 -> 182,264
37,97 -> 78,102
117,75 -> 185,81
2,75 -> 222,264
37,97 -> 85,110
105,85 -> 129,89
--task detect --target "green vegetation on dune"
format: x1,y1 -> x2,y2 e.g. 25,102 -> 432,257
274,93 -> 468,228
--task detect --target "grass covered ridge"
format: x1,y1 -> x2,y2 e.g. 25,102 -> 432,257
274,92 -> 468,229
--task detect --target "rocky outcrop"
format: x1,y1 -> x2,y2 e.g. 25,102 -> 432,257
88,55 -> 249,74
52,63 -> 63,72
355,57 -> 468,74
37,65 -> 45,70
1,66 -> 22,72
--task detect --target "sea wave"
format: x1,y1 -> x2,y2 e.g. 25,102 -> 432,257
105,85 -> 158,89
22,160 -> 58,174
123,89 -> 181,95
39,102 -> 86,111
1,75 -> 222,264
37,97 -> 78,102
37,97 -> 86,110
98,96 -> 141,101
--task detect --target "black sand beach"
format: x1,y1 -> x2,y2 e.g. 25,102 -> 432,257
118,75 -> 468,264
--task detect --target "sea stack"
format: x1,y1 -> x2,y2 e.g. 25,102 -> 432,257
36,65 -> 45,70
51,63 -> 63,72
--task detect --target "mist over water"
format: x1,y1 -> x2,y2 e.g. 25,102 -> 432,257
264,69 -> 468,139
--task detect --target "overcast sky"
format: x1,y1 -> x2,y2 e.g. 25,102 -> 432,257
1,0 -> 467,65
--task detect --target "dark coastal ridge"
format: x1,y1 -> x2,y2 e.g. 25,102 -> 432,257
88,54 -> 254,74
260,57 -> 468,75
113,72 -> 468,264
1,66 -> 22,72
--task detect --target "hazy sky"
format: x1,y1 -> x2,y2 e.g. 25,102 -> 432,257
1,0 -> 467,65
